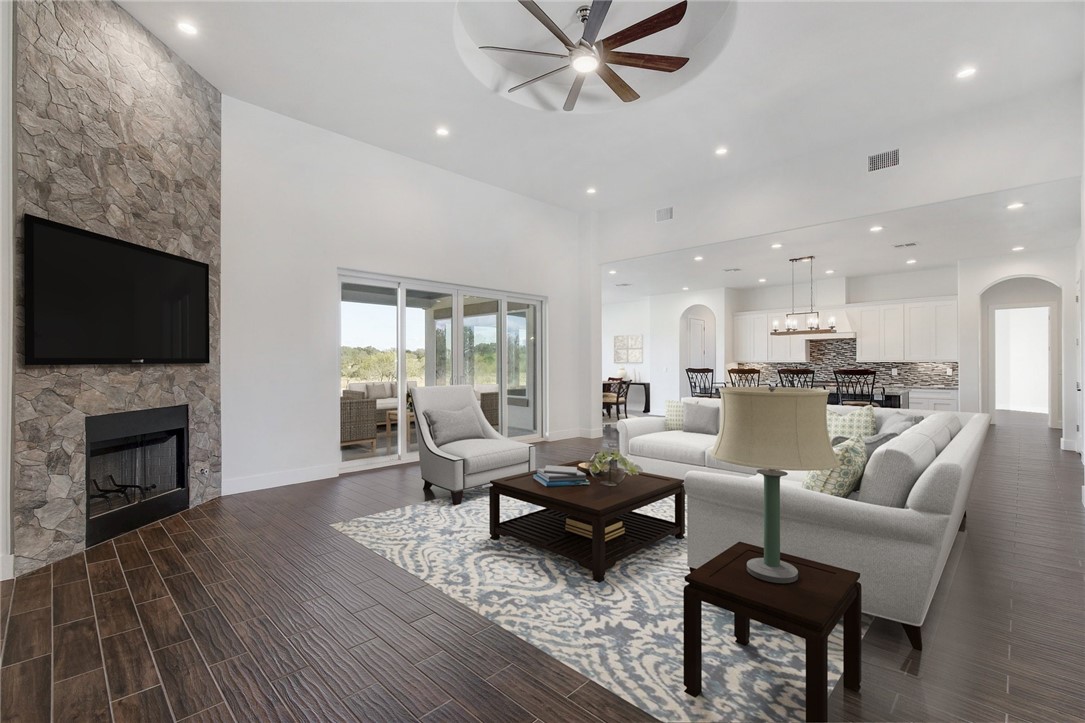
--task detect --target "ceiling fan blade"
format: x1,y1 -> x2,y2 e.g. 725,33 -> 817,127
509,65 -> 570,94
518,0 -> 575,49
602,51 -> 688,72
563,74 -> 586,111
480,45 -> 568,60
580,0 -> 612,46
595,63 -> 639,102
598,0 -> 688,51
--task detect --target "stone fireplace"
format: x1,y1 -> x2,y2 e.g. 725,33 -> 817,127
85,405 -> 190,546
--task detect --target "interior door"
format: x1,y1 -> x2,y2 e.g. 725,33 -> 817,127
688,317 -> 706,367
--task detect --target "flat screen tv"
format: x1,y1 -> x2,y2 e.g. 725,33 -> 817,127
23,215 -> 210,365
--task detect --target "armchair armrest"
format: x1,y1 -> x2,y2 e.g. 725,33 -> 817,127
617,416 -> 666,456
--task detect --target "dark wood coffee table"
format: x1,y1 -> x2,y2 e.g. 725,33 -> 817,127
489,466 -> 684,582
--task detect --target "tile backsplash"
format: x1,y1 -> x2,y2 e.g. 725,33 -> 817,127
737,338 -> 957,388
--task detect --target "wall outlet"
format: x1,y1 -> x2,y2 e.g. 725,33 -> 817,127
946,367 -> 953,376
891,368 -> 898,376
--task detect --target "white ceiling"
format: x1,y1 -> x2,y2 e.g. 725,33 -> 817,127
600,177 -> 1083,302
121,1 -> 1084,213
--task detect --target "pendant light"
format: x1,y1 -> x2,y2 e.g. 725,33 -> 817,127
770,256 -> 837,336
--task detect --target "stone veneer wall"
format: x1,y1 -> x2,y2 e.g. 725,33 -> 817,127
11,0 -> 221,575
738,338 -> 959,388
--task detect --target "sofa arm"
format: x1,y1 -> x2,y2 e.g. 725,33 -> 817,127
616,416 -> 666,456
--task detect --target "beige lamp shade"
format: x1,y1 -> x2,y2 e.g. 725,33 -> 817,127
711,387 -> 838,471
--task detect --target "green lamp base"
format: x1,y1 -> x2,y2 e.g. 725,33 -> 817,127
746,557 -> 799,583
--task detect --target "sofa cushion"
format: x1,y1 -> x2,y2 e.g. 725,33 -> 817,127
903,413 -> 957,454
877,412 -> 919,435
858,433 -> 938,507
366,382 -> 393,400
804,438 -> 866,497
664,400 -> 684,431
346,382 -> 367,396
424,407 -> 485,447
826,406 -> 876,440
682,402 -> 720,436
629,431 -> 712,466
439,438 -> 530,474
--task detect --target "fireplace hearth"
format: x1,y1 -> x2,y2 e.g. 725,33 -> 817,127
85,405 -> 190,545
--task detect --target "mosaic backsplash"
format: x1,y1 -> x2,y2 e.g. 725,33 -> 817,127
737,338 -> 957,388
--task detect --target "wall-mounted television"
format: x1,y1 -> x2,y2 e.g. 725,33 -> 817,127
23,215 -> 210,365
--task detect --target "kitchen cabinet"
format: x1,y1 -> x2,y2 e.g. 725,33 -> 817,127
855,304 -> 904,362
908,389 -> 959,411
904,301 -> 958,361
733,312 -> 808,362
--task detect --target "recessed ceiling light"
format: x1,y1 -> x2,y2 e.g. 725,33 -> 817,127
1006,202 -> 1025,210
956,66 -> 977,79
682,287 -> 690,291
758,278 -> 767,283
869,226 -> 884,233
906,259 -> 917,265
825,269 -> 835,275
608,269 -> 617,275
586,187 -> 597,195
770,243 -> 782,249
714,147 -> 728,156
435,127 -> 449,137
1012,246 -> 1025,252
693,256 -> 703,261
177,21 -> 198,35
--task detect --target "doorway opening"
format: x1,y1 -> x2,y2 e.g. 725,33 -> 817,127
994,307 -> 1049,414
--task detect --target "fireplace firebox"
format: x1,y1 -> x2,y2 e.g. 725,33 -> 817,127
85,405 -> 189,545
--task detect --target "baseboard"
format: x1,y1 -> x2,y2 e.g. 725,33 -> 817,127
1060,437 -> 1080,452
1,554 -> 13,581
545,427 -> 598,441
222,463 -> 341,496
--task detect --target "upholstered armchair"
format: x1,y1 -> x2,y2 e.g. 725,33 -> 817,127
410,385 -> 535,504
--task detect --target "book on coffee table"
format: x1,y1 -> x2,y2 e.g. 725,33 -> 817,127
565,518 -> 625,540
534,473 -> 589,487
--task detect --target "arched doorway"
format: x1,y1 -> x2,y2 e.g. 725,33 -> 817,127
679,305 -> 717,396
980,277 -> 1061,427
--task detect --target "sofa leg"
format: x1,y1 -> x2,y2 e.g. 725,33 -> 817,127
423,481 -> 432,491
451,490 -> 464,505
959,512 -> 967,531
902,623 -> 922,650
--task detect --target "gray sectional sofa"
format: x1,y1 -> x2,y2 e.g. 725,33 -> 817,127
617,400 -> 991,648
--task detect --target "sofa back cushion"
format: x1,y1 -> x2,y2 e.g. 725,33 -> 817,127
682,402 -> 720,435
858,433 -> 938,507
826,405 -> 876,440
902,412 -> 958,454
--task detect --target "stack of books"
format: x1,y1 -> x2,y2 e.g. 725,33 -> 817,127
533,465 -> 589,487
565,517 -> 625,541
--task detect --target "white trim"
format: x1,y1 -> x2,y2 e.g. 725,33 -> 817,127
0,0 -> 14,573
1,555 -> 13,581
546,427 -> 602,441
223,463 -> 341,495
1060,438 -> 1080,452
339,451 -> 419,476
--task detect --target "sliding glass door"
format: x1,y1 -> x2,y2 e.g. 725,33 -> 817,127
340,274 -> 544,467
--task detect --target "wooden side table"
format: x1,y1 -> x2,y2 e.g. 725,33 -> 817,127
684,543 -> 861,722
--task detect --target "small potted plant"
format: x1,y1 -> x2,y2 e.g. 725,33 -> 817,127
588,451 -> 641,486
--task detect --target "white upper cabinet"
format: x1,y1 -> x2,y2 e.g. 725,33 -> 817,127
903,300 -> 958,361
855,304 -> 904,362
733,312 -> 810,362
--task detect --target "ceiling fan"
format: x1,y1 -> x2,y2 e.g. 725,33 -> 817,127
480,0 -> 689,111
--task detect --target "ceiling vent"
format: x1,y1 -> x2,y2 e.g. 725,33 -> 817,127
615,283 -> 633,287
891,242 -> 918,248
868,149 -> 899,172
656,206 -> 674,222
723,267 -> 742,272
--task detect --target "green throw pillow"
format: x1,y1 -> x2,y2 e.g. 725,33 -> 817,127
804,438 -> 867,497
826,406 -> 876,441
664,400 -> 684,431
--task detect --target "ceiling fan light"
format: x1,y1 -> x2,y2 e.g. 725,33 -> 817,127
571,51 -> 599,73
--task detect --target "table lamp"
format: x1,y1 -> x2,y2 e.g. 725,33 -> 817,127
710,387 -> 837,583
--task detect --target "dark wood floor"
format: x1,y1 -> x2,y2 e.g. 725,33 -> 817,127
2,420 -> 1083,722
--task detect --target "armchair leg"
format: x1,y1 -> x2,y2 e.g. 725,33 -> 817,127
451,490 -> 464,505
902,623 -> 922,650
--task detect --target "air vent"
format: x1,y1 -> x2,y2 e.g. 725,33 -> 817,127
656,206 -> 674,222
868,149 -> 899,172
615,283 -> 633,287
722,268 -> 742,272
892,242 -> 918,248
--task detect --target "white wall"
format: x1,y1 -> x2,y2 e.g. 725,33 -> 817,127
847,267 -> 958,304
221,97 -> 589,493
959,248 -> 1079,441
646,289 -> 729,406
995,307 -> 1050,413
1,1 -> 14,579
601,299 -> 650,410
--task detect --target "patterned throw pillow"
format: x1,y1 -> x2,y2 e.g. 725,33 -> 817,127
826,406 -> 876,441
804,438 -> 867,497
664,400 -> 684,431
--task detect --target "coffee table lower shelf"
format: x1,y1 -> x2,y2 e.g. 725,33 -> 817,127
496,508 -> 678,577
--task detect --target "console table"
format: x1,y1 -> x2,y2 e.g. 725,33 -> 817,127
684,543 -> 861,722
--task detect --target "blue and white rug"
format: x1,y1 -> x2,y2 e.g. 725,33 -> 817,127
333,489 -> 860,721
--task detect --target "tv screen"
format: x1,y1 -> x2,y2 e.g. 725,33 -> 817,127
24,215 -> 210,365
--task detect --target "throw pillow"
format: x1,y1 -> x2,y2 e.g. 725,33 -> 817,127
424,408 -> 485,447
664,400 -> 684,431
682,402 -> 720,436
804,438 -> 866,497
832,431 -> 898,461
826,406 -> 876,441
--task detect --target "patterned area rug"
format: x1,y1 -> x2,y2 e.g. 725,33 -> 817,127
333,489 -> 859,722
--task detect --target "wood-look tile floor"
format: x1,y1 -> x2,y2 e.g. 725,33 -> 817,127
2,422 -> 1083,722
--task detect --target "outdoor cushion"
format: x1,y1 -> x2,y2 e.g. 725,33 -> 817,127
439,438 -> 531,474
424,407 -> 485,447
683,402 -> 720,436
629,431 -> 711,466
858,433 -> 938,507
826,406 -> 876,440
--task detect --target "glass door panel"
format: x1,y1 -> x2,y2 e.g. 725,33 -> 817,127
461,295 -> 501,430
404,288 -> 455,453
340,282 -> 400,462
506,300 -> 539,437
